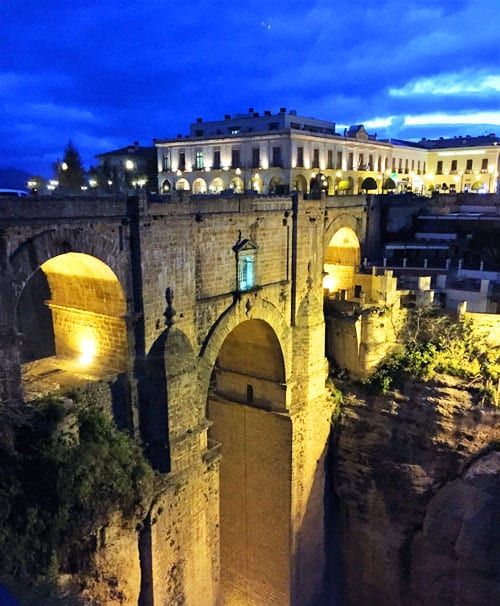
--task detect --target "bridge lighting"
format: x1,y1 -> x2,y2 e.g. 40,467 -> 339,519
323,273 -> 336,293
78,337 -> 96,366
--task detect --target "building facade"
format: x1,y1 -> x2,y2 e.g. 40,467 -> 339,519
154,109 -> 500,197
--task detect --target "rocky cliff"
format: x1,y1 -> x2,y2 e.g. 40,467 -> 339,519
331,374 -> 500,606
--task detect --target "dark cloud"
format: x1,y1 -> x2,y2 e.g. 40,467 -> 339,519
1,0 -> 499,177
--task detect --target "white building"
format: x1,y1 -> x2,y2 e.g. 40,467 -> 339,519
154,109 -> 500,197
155,108 -> 428,196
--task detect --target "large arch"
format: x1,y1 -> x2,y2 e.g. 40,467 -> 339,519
18,252 -> 128,399
9,230 -> 130,399
206,318 -> 292,605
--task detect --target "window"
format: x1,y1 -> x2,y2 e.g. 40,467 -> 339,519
481,158 -> 488,172
231,149 -> 240,169
195,151 -> 203,170
337,151 -> 343,169
233,239 -> 258,292
417,160 -> 421,174
272,146 -> 282,167
313,148 -> 320,168
252,147 -> 260,168
327,150 -> 334,169
296,146 -> 304,167
368,155 -> 374,171
358,154 -> 364,170
465,158 -> 473,173
398,159 -> 403,173
269,122 -> 279,130
195,129 -> 204,137
392,158 -> 396,172
178,152 -> 186,171
229,126 -> 241,134
377,156 -> 382,172
348,152 -> 354,170
450,159 -> 457,174
405,159 -> 409,174
213,149 -> 221,169
162,154 -> 170,171
436,160 -> 443,175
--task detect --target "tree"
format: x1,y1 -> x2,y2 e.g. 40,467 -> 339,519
54,141 -> 86,193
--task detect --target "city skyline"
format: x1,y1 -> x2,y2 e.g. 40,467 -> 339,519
1,0 -> 499,177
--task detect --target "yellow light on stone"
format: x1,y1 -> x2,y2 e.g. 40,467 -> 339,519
79,337 -> 96,366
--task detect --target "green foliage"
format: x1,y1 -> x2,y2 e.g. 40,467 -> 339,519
0,400 -> 154,585
364,309 -> 500,405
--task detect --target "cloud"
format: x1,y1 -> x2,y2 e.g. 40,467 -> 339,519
390,72 -> 500,97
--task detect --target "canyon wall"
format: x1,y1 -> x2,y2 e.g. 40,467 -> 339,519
332,375 -> 499,606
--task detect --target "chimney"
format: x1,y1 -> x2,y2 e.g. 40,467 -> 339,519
279,107 -> 286,113
196,117 -> 203,123
248,107 -> 254,113
224,114 -> 231,120
264,110 -> 271,116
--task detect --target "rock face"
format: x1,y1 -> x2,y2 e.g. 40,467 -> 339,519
332,375 -> 500,606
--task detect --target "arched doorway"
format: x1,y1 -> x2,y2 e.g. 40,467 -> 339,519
230,177 -> 244,193
193,177 -> 207,194
323,227 -> 361,298
161,179 -> 172,193
293,174 -> 308,192
18,252 -> 128,398
209,177 -> 225,193
176,178 -> 190,191
207,319 -> 291,605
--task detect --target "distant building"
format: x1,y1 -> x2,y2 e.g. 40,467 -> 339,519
416,134 -> 500,194
94,142 -> 157,193
154,109 -> 500,197
155,108 -> 429,196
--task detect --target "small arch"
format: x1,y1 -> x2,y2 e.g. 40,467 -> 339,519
229,177 -> 244,193
161,179 -> 172,193
251,173 -> 263,193
209,177 -> 225,193
193,177 -> 207,194
293,174 -> 308,192
269,175 -> 285,195
176,178 -> 190,191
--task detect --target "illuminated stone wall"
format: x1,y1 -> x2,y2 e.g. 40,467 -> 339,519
0,193 -> 370,606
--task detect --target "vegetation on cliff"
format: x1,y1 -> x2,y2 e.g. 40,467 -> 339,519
0,395 -> 155,593
364,308 -> 500,405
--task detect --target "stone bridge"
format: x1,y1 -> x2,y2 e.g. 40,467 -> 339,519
0,192 -> 378,605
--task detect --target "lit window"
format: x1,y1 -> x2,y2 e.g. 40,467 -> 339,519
233,239 -> 258,291
196,151 -> 203,170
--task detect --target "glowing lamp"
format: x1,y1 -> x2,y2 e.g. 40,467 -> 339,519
79,338 -> 96,366
323,273 -> 336,293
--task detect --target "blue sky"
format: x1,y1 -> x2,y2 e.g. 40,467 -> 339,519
1,0 -> 499,177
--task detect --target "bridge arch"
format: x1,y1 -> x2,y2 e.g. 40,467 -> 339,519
205,314 -> 291,605
9,229 -> 129,398
323,226 -> 361,297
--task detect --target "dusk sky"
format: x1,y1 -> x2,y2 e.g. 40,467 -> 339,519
1,0 -> 499,178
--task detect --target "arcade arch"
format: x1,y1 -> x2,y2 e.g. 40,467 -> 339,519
206,319 -> 291,605
209,177 -> 224,193
251,173 -> 263,193
176,178 -> 190,191
193,178 -> 207,194
230,176 -> 244,193
293,174 -> 308,192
